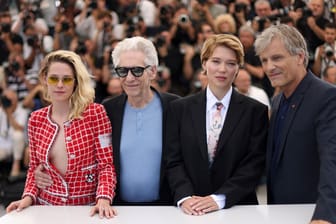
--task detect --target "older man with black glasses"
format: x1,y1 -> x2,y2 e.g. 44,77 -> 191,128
103,37 -> 179,205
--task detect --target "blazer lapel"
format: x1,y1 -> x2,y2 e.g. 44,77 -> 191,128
190,91 -> 209,162
215,90 -> 244,157
266,94 -> 281,177
273,72 -> 314,168
112,94 -> 127,181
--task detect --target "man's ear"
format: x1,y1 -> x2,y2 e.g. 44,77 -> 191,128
149,65 -> 157,80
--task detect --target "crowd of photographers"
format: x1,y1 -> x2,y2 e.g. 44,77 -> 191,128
0,0 -> 336,180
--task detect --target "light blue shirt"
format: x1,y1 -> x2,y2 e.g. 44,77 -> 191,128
120,93 -> 162,202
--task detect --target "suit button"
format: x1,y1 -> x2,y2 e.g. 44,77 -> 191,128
65,136 -> 72,141
61,198 -> 67,202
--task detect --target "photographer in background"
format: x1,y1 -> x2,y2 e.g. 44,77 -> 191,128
251,0 -> 273,33
151,65 -> 171,93
296,0 -> 328,69
0,88 -> 27,181
169,3 -> 196,48
11,6 -> 48,36
190,0 -> 226,27
53,13 -> 77,51
271,0 -> 306,23
155,30 -> 191,96
156,4 -> 175,31
228,0 -> 254,31
0,12 -> 13,64
313,22 -> 336,77
5,52 -> 36,102
322,66 -> 336,85
121,2 -> 146,38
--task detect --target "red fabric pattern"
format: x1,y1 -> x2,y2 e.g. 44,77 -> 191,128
23,103 -> 116,205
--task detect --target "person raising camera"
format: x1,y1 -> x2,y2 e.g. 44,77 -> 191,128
0,88 -> 27,181
313,22 -> 336,77
296,0 -> 328,69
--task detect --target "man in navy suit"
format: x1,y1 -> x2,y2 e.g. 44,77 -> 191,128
165,34 -> 268,215
255,24 -> 336,224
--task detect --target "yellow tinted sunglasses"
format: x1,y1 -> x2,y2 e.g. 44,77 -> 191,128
47,76 -> 75,86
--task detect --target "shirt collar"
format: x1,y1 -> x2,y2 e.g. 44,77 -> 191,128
206,86 -> 232,111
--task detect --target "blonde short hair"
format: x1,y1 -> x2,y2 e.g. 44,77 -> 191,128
201,34 -> 244,67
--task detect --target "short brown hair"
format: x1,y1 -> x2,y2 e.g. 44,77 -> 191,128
200,34 -> 244,67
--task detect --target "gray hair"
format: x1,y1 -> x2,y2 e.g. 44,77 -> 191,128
112,36 -> 159,67
238,24 -> 255,38
254,24 -> 309,67
254,0 -> 271,8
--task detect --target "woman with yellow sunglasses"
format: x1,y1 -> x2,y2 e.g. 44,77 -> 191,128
6,50 -> 117,219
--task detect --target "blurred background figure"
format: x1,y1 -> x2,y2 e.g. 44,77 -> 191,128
234,68 -> 271,109
313,22 -> 336,77
105,76 -> 123,99
238,25 -> 273,98
214,13 -> 237,35
322,66 -> 336,85
0,88 -> 27,181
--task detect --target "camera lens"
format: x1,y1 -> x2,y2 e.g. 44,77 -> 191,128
179,14 -> 189,23
325,45 -> 334,57
326,50 -> 333,57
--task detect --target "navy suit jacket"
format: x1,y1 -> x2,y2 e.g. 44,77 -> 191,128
102,88 -> 179,205
165,89 -> 268,208
267,71 -> 336,223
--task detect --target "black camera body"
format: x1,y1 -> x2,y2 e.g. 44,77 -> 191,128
1,23 -> 11,33
88,0 -> 97,9
61,21 -> 70,32
197,0 -> 207,5
0,95 -> 11,108
156,36 -> 166,48
302,6 -> 313,17
325,44 -> 334,58
235,3 -> 247,13
160,5 -> 173,16
27,35 -> 38,47
75,41 -> 87,55
10,61 -> 20,72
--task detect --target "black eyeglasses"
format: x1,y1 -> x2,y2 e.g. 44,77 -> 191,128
114,65 -> 151,78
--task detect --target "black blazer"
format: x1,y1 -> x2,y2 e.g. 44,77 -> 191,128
267,72 -> 336,223
165,89 -> 268,208
103,88 -> 179,205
